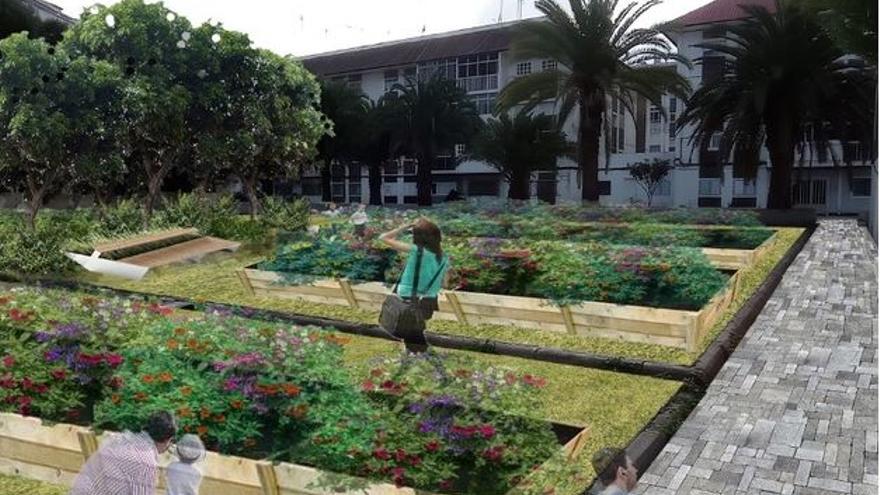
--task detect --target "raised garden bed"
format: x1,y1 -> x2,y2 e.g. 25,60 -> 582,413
239,268 -> 740,352
0,288 -> 591,494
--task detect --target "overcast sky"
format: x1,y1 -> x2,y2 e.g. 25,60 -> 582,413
50,0 -> 715,57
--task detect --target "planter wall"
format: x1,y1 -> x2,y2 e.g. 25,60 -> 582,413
0,412 -> 589,495
239,269 -> 740,352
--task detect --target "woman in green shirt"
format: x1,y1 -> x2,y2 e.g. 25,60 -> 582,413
379,217 -> 450,352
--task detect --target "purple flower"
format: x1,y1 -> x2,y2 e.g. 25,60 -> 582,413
223,377 -> 241,392
34,332 -> 52,343
407,402 -> 424,414
44,347 -> 64,362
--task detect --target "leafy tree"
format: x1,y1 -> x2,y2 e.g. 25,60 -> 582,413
803,0 -> 877,63
63,0 -> 209,223
0,33 -> 123,228
629,158 -> 671,207
0,0 -> 67,43
315,81 -> 369,202
497,0 -> 690,202
471,112 -> 569,200
232,50 -> 325,217
677,2 -> 874,209
383,76 -> 481,206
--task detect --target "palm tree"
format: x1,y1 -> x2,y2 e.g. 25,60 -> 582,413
497,0 -> 690,202
316,81 -> 369,202
470,111 -> 570,200
383,76 -> 481,206
356,99 -> 394,205
677,2 -> 874,209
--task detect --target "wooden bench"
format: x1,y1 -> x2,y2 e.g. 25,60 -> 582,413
94,228 -> 199,257
120,236 -> 241,268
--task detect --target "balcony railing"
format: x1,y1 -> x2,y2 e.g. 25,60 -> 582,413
457,75 -> 498,93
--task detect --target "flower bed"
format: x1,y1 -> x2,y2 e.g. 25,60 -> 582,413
261,231 -> 728,311
0,288 -> 584,494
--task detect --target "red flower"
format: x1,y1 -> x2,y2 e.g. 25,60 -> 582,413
479,424 -> 496,439
0,374 -> 15,389
361,380 -> 375,391
20,378 -> 33,391
148,303 -> 173,316
2,355 -> 14,368
391,467 -> 406,488
522,374 -> 547,388
407,454 -> 422,467
51,369 -> 67,380
78,354 -> 104,367
438,479 -> 454,491
8,309 -> 32,322
395,448 -> 407,463
34,383 -> 48,394
141,374 -> 155,384
158,372 -> 173,383
424,440 -> 440,453
373,447 -> 391,460
282,383 -> 301,397
104,354 -> 123,368
482,445 -> 505,463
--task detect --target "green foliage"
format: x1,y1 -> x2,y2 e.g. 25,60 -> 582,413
0,220 -> 74,277
97,199 -> 146,237
471,112 -> 570,200
259,196 -> 310,232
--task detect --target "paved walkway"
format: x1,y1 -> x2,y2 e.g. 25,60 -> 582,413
637,219 -> 877,495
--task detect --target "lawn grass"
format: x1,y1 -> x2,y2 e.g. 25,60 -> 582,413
0,474 -> 66,495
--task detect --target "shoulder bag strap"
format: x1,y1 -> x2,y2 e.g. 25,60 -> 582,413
410,247 -> 423,300
420,257 -> 447,295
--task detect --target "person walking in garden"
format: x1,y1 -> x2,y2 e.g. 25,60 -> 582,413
595,448 -> 639,495
70,411 -> 177,495
378,217 -> 450,353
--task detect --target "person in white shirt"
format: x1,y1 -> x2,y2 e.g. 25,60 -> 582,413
165,434 -> 205,495
350,203 -> 369,236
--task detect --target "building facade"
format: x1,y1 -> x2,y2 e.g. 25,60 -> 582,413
298,0 -> 876,224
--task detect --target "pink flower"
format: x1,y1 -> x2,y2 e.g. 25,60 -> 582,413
0,374 -> 15,389
373,447 -> 390,460
2,355 -> 15,368
104,354 -> 123,368
50,369 -> 66,380
482,445 -> 504,463
361,380 -> 375,391
439,479 -> 454,491
424,440 -> 440,453
479,424 -> 496,439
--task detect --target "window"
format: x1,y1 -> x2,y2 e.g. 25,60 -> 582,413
852,177 -> 872,197
457,53 -> 499,92
649,144 -> 662,152
649,106 -> 663,135
708,132 -> 722,151
402,159 -> 416,175
541,59 -> 557,71
792,179 -> 827,205
403,195 -> 418,204
598,181 -> 611,196
346,73 -> 362,91
454,144 -> 466,157
403,66 -> 417,80
468,178 -> 500,196
618,126 -> 625,152
348,182 -> 362,204
516,61 -> 532,76
470,93 -> 497,115
420,58 -> 457,81
699,178 -> 722,196
656,179 -> 671,196
300,178 -> 322,196
384,195 -> 398,204
384,69 -> 398,92
733,178 -> 756,196
383,161 -> 398,175
668,97 -> 678,143
669,97 -> 677,113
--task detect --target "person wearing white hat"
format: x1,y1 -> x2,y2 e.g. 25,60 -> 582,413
166,434 -> 205,495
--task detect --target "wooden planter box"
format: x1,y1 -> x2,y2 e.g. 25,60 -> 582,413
238,230 -> 776,353
0,412 -> 589,495
239,268 -> 742,352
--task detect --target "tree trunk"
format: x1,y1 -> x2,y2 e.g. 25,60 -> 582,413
144,174 -> 163,228
321,160 -> 332,202
578,97 -> 602,202
507,170 -> 531,200
25,187 -> 45,231
368,162 -> 383,205
242,176 -> 261,219
416,147 -> 433,206
765,112 -> 796,209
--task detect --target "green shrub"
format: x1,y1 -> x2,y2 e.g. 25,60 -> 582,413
260,196 -> 310,232
97,199 -> 145,237
0,225 -> 73,277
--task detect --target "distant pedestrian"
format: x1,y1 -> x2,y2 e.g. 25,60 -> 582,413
350,203 -> 369,237
70,411 -> 177,495
595,448 -> 638,495
166,434 -> 206,495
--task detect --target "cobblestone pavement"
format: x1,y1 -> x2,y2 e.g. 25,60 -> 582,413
636,219 -> 877,495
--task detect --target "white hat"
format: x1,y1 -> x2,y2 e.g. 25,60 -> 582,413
176,434 -> 206,463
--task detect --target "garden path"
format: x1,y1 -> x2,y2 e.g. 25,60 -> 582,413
636,219 -> 877,495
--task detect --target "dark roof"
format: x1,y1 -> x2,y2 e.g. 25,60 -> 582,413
22,0 -> 75,24
673,0 -> 777,27
300,20 -> 525,77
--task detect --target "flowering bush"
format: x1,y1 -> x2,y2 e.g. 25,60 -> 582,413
355,352 -> 558,494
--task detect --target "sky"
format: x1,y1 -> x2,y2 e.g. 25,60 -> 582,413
49,0 -> 716,57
